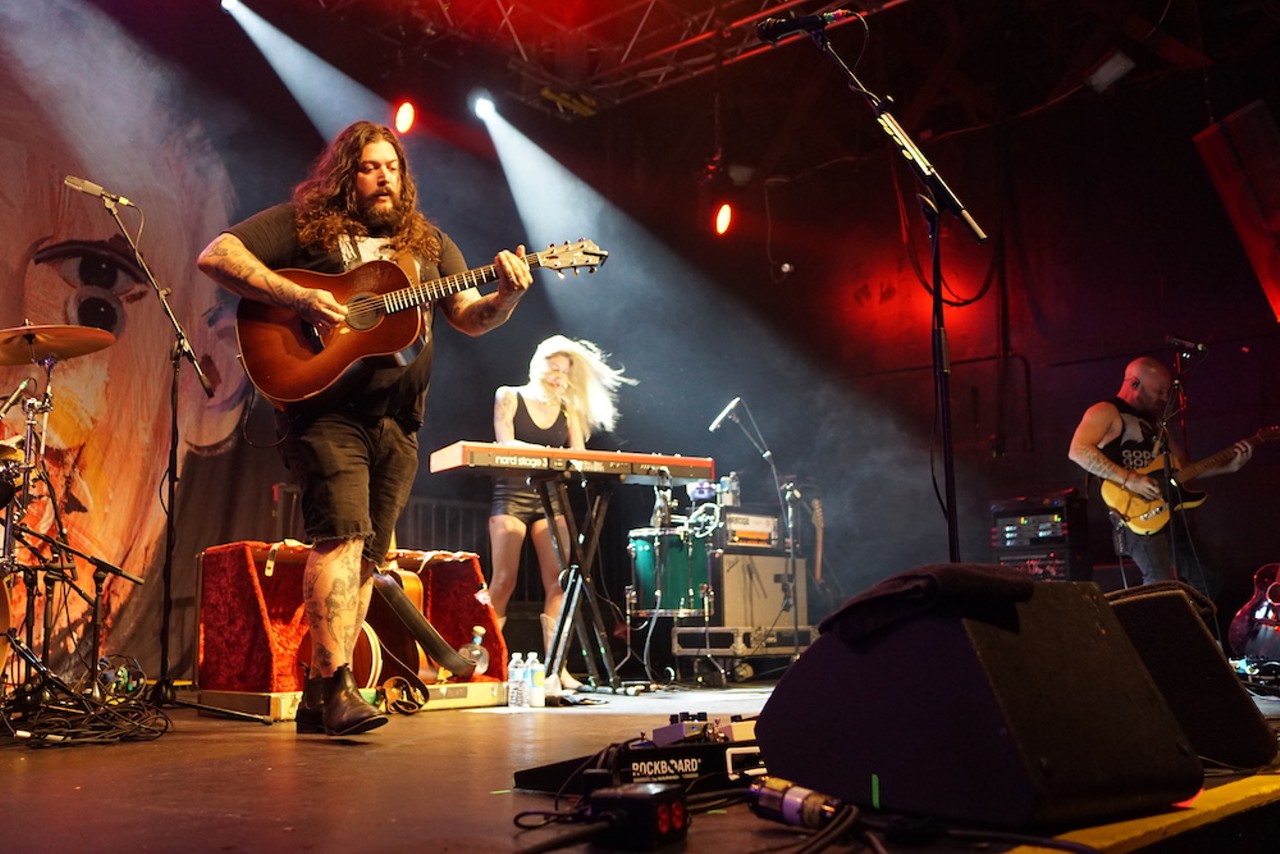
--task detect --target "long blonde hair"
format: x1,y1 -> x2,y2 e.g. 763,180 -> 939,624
529,335 -> 636,440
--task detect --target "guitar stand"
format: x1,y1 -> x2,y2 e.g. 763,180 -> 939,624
537,471 -> 623,692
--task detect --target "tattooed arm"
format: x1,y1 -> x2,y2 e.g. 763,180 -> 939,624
1068,400 -> 1162,501
196,232 -> 347,327
440,246 -> 531,336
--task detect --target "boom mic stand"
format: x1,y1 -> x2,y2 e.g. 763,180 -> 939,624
87,192 -> 245,717
794,22 -> 987,561
714,398 -> 804,664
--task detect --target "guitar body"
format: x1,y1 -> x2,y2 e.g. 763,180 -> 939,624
1101,427 -> 1279,534
234,261 -> 423,407
233,241 -> 608,408
1100,460 -> 1207,535
1228,564 -> 1280,659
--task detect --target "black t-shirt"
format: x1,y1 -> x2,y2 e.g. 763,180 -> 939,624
226,202 -> 467,428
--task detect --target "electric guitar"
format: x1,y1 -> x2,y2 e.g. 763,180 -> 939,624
1101,427 -> 1279,534
235,239 -> 608,407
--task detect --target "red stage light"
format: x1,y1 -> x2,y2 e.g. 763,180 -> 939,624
394,101 -> 416,134
713,201 -> 734,236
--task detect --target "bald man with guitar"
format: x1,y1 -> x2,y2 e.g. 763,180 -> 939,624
1068,356 -> 1266,594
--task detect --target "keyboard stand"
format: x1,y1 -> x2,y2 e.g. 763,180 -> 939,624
534,471 -> 621,690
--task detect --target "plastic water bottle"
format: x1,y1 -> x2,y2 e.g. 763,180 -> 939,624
507,652 -> 526,707
526,652 -> 546,708
458,625 -> 491,675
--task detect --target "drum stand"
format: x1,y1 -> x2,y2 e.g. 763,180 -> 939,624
0,354 -> 143,721
536,471 -> 625,692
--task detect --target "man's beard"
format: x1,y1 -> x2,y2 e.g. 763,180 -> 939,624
360,193 -> 405,236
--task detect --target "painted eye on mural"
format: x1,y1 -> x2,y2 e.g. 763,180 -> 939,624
32,238 -> 147,337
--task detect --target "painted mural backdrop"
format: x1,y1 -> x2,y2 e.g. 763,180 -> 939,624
0,1 -> 279,679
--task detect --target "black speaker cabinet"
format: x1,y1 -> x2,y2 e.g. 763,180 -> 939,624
1109,585 -> 1277,770
756,578 -> 1203,829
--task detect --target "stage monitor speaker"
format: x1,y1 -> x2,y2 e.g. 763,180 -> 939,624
714,551 -> 807,628
1108,584 -> 1278,770
756,574 -> 1202,830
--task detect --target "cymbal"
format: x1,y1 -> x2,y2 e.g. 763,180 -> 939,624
0,324 -> 116,365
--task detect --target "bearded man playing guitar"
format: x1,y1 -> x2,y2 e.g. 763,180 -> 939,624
196,120 -> 534,736
1068,356 -> 1254,595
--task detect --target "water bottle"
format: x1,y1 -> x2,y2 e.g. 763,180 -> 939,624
507,652 -> 526,707
720,472 -> 741,507
526,651 -> 546,708
458,625 -> 491,675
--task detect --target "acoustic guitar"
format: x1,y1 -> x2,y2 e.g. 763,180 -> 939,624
1101,427 -> 1279,534
235,239 -> 608,408
1228,564 -> 1280,660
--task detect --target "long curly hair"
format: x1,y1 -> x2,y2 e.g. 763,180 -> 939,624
292,120 -> 440,262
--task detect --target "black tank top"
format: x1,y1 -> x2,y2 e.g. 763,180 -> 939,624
513,392 -> 569,447
1099,397 -> 1159,471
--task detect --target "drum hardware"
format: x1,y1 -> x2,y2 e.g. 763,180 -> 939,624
0,331 -> 147,713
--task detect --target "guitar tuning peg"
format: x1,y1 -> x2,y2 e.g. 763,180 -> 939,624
573,269 -> 580,276
556,271 -> 565,280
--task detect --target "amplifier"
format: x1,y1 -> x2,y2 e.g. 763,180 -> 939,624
720,511 -> 780,549
996,551 -> 1073,582
990,490 -> 1090,582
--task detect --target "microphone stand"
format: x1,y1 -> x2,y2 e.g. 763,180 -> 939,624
720,400 -> 804,664
13,524 -> 142,698
91,195 -> 234,715
801,26 -> 987,561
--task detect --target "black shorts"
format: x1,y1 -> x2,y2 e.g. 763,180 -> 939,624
279,412 -> 419,565
491,478 -> 563,526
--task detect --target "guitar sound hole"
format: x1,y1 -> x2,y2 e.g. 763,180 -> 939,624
345,291 -> 385,332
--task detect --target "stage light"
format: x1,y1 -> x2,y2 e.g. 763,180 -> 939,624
394,100 -> 416,133
220,0 -> 240,11
700,152 -> 749,238
713,201 -> 734,236
470,90 -> 496,121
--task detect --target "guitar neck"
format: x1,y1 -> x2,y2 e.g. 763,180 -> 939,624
1177,434 -> 1264,483
386,252 -> 552,314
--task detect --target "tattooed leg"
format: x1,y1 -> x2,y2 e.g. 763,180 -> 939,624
303,538 -> 365,678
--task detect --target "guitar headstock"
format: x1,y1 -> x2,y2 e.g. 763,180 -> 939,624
534,239 -> 609,276
1257,426 -> 1280,442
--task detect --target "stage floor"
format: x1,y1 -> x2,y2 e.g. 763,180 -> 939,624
2,684 -> 1279,852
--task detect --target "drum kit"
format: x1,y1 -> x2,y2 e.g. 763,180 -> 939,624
624,476 -> 733,621
0,323 -> 131,702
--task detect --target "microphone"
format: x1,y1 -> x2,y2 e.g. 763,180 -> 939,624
0,377 -> 32,418
708,397 -> 741,433
1166,335 -> 1207,353
756,9 -> 856,44
64,175 -> 135,207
